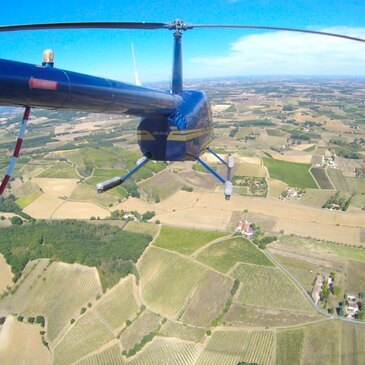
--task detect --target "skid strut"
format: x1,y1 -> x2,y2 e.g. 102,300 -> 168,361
96,155 -> 149,193
197,148 -> 234,200
0,106 -> 31,195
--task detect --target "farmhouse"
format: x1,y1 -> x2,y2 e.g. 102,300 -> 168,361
346,295 -> 359,318
236,220 -> 254,237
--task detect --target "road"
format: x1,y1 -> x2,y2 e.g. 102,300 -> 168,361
264,249 -> 365,326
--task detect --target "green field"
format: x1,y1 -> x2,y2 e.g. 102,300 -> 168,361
125,221 -> 160,238
15,190 -> 42,209
263,157 -> 317,188
276,328 -> 304,365
70,183 -> 119,207
232,263 -> 314,312
310,168 -> 334,189
196,237 -> 273,273
38,161 -> 79,179
154,226 -> 228,255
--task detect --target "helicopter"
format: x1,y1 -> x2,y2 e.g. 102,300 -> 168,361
0,20 -> 364,199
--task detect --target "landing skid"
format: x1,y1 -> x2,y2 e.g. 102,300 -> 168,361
96,155 -> 149,193
197,147 -> 234,200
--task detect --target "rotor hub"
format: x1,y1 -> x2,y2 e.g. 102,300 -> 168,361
168,19 -> 192,32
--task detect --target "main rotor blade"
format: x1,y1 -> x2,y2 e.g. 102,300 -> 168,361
189,24 -> 365,43
0,22 -> 169,32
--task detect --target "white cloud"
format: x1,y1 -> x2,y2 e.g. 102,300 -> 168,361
190,27 -> 365,76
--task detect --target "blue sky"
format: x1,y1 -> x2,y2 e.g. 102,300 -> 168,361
1,0 -> 365,82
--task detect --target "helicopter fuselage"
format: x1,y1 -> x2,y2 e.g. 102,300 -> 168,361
138,90 -> 213,161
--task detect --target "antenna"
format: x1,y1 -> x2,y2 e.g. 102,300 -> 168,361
131,42 -> 141,86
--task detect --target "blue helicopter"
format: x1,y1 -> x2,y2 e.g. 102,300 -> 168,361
0,20 -> 363,199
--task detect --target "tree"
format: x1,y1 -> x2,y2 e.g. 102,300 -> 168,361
142,211 -> 155,221
10,216 -> 23,226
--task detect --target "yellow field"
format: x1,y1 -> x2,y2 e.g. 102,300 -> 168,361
155,206 -> 232,230
52,201 -> 110,219
31,178 -> 78,197
237,156 -> 262,165
234,162 -> 266,177
291,143 -> 316,151
0,316 -> 51,365
325,119 -> 350,132
151,191 -> 365,244
271,152 -> 313,164
212,104 -> 231,112
23,194 -> 64,219
0,254 -> 13,294
268,179 -> 288,198
274,217 -> 360,245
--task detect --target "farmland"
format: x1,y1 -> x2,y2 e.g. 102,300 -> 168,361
1,78 -> 365,363
327,168 -> 349,191
119,310 -> 162,352
76,342 -> 126,365
0,254 -> 12,293
153,226 -> 228,255
0,315 -> 51,365
276,328 -> 304,365
263,157 -> 317,188
15,190 -> 42,209
53,311 -> 114,365
196,330 -> 275,365
310,167 -> 334,189
138,246 -> 232,324
232,263 -> 314,312
0,220 -> 152,289
138,247 -> 207,317
196,236 -> 273,273
93,276 -> 139,333
128,337 -> 200,365
0,261 -> 102,342
159,321 -> 205,342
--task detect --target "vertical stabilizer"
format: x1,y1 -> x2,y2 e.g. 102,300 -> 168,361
131,43 -> 141,86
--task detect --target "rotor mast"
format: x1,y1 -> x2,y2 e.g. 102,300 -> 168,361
171,20 -> 186,94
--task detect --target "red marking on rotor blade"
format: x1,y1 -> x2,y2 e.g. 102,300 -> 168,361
0,175 -> 10,195
29,77 -> 58,90
13,138 -> 23,157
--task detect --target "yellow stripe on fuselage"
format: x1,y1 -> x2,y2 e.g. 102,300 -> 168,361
137,128 -> 213,142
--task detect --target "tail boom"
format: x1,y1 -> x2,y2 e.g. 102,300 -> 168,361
0,58 -> 181,117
